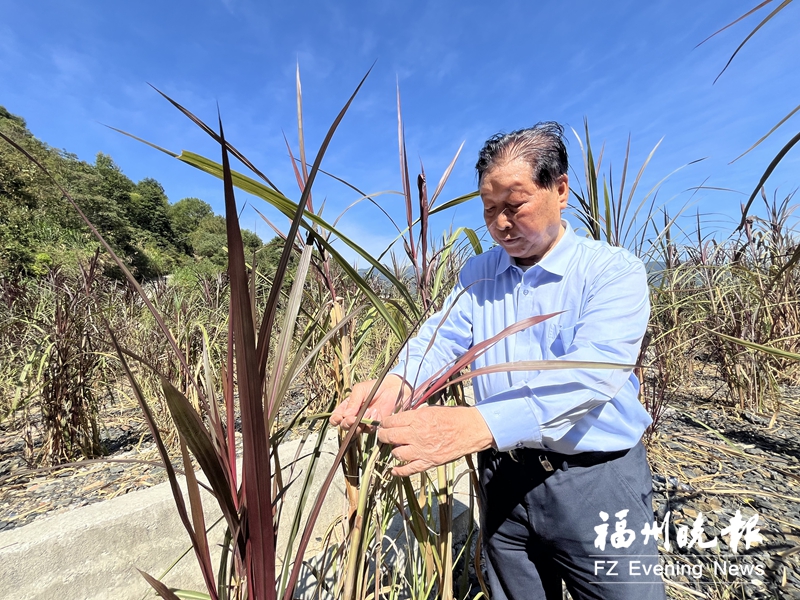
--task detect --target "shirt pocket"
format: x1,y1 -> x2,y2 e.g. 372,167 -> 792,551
549,324 -> 576,357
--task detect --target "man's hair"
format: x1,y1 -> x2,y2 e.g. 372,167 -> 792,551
475,122 -> 568,189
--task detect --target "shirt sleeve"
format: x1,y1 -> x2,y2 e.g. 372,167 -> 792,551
390,273 -> 473,390
475,256 -> 649,452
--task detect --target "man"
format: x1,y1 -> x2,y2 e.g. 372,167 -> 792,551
331,123 -> 665,600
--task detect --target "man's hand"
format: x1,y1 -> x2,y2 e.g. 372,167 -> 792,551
377,406 -> 495,477
330,374 -> 412,432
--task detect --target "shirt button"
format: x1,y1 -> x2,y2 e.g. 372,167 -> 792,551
523,289 -> 529,295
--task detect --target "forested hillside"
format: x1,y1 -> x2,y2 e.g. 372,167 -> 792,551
0,105 -> 263,280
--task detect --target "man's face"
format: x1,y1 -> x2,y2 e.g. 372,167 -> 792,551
480,158 -> 569,266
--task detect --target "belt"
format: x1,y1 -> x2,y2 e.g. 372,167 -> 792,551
501,447 -> 630,472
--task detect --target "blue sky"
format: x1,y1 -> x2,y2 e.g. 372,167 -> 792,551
2,0 -> 799,264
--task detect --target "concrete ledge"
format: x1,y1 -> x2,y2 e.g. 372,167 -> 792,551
0,430 -> 477,600
0,463 -> 216,599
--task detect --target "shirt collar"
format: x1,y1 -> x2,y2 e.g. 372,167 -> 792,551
495,220 -> 575,277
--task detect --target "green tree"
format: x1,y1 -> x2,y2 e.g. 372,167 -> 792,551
1,106 -> 269,280
131,178 -> 175,244
189,214 -> 263,267
0,106 -> 67,276
168,197 -> 213,251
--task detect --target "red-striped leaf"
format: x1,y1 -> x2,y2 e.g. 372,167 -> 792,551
138,570 -> 183,600
218,116 -> 275,600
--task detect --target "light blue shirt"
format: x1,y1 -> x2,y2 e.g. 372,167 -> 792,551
391,222 -> 652,454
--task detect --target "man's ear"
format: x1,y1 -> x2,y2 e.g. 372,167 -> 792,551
557,174 -> 569,209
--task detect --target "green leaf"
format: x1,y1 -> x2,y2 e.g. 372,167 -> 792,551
462,227 -> 483,256
176,151 -> 419,323
174,592 -> 214,600
428,190 -> 480,215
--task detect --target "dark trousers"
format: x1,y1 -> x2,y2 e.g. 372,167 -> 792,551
479,442 -> 666,600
